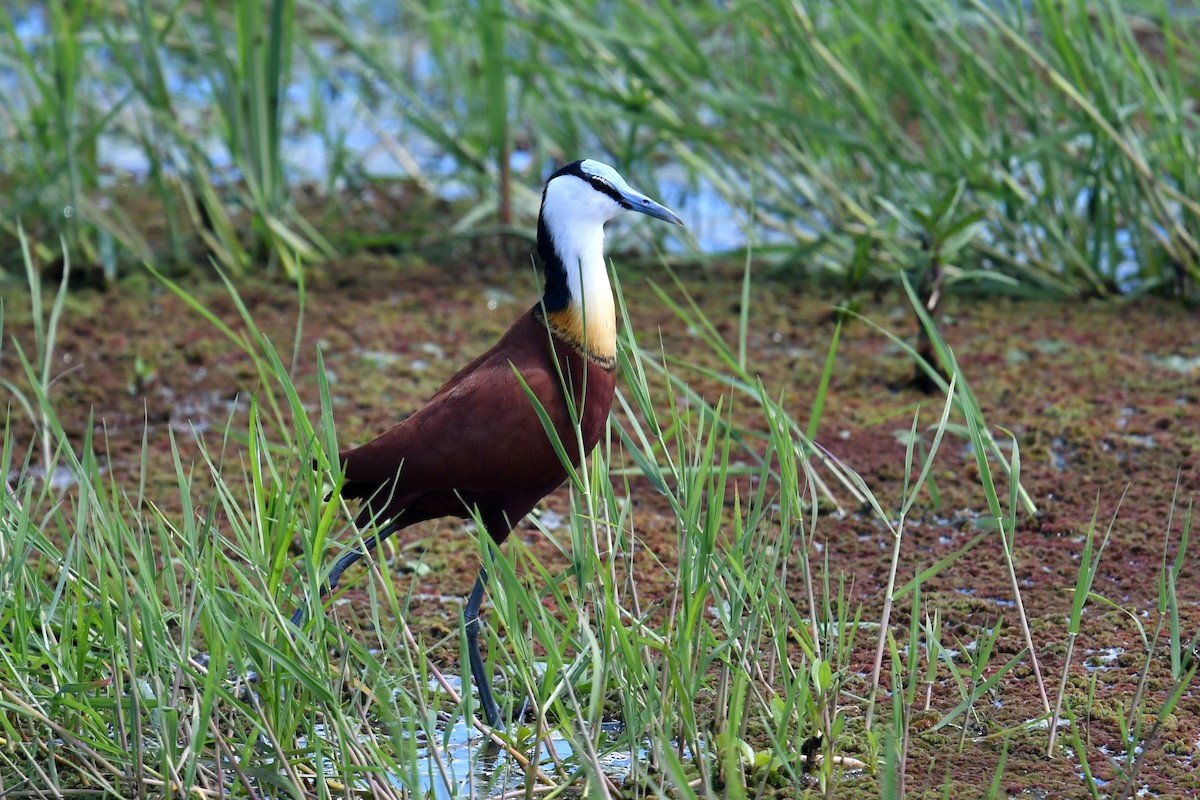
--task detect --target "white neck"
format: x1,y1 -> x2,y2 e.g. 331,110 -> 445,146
562,225 -> 614,332
541,200 -> 617,356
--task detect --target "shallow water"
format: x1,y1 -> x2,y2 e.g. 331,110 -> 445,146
302,713 -> 636,798
6,5 -> 757,256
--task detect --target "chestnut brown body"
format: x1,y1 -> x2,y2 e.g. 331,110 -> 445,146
339,307 -> 617,542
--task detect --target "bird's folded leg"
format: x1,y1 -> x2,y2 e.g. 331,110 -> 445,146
464,565 -> 501,727
290,520 -> 402,627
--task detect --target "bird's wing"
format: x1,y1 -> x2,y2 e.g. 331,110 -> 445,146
338,349 -> 573,495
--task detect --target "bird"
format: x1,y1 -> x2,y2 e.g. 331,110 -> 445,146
292,159 -> 682,727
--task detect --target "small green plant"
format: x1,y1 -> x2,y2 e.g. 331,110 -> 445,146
180,0 -> 334,277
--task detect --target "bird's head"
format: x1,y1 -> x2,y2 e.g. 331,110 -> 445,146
535,160 -> 682,355
541,159 -> 683,230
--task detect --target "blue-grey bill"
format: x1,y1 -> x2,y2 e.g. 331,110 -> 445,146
623,190 -> 684,226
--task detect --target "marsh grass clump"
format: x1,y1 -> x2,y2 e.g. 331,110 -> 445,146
3,1 -> 1199,797
4,1 -> 1200,299
4,225 -> 1197,796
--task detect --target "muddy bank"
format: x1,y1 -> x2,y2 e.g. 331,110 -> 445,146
3,253 -> 1197,796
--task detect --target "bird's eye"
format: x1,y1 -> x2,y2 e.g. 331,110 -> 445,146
584,173 -> 624,203
589,176 -> 615,193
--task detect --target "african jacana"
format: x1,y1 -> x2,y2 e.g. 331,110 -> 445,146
293,159 -> 682,726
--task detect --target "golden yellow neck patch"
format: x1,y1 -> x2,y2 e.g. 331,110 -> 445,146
543,305 -> 616,367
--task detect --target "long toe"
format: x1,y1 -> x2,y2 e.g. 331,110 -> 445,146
468,653 -> 501,728
516,691 -> 533,724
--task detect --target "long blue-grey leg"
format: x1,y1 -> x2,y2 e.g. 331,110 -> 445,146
290,520 -> 402,627
465,565 -> 500,727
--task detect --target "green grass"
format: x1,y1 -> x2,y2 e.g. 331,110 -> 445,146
3,0 -> 1200,298
3,227 -> 1197,797
2,0 -> 1199,796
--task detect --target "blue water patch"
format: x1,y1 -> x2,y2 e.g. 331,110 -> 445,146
299,716 -> 638,798
3,3 -> 1166,286
3,5 -> 793,258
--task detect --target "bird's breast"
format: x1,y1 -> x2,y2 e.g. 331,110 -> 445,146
543,303 -> 616,368
546,328 -> 618,458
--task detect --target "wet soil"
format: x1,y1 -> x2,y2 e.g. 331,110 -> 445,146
2,247 -> 1198,798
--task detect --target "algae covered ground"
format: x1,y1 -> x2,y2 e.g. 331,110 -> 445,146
3,243 -> 1197,797
5,0 -> 1200,796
